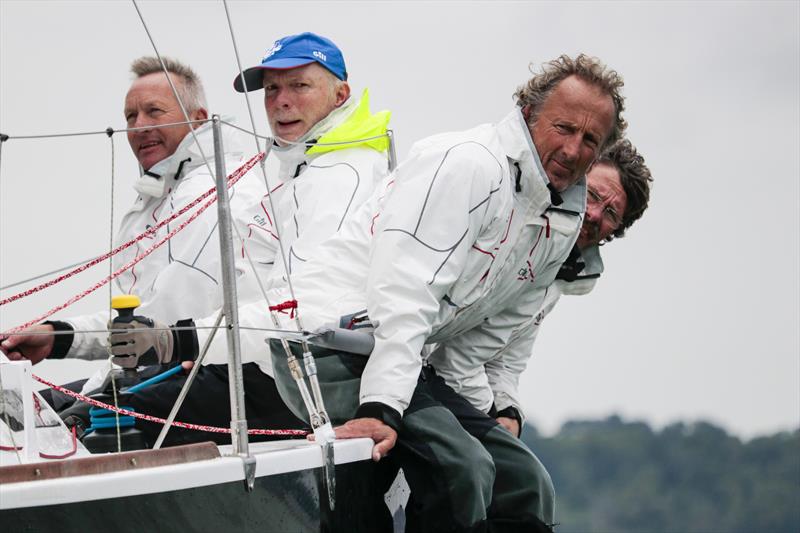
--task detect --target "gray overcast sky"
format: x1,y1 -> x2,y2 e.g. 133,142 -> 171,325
1,1 -> 798,439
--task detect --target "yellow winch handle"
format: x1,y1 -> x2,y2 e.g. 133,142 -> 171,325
111,294 -> 141,310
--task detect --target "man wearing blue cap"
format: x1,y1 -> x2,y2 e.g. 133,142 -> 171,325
106,33 -> 394,449
229,32 -> 392,289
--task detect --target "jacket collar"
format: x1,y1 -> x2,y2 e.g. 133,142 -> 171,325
496,108 -> 587,217
555,244 -> 604,296
271,94 -> 360,181
133,116 -> 243,199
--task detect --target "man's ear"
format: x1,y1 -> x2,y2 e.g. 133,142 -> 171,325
521,104 -> 532,122
334,82 -> 351,108
191,108 -> 209,127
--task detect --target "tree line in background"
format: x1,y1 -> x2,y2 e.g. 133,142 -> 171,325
521,416 -> 800,533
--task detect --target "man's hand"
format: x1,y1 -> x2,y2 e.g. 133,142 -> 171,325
331,417 -> 398,462
0,324 -> 55,364
107,317 -> 173,368
497,416 -> 520,437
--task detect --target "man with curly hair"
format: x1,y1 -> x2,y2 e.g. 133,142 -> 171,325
476,138 -> 653,440
321,53 -> 629,532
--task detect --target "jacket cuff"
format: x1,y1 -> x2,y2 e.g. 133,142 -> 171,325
43,321 -> 74,359
496,405 -> 522,424
355,402 -> 402,432
172,319 -> 199,362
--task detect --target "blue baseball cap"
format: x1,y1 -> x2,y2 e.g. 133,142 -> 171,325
233,32 -> 347,92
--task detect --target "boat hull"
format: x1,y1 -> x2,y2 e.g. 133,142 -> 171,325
2,459 -> 391,533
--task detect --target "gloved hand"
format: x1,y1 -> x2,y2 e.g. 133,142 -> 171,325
107,316 -> 174,369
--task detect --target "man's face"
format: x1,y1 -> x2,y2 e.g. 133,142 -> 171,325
262,63 -> 350,145
528,75 -> 615,192
576,162 -> 628,248
124,73 -> 206,171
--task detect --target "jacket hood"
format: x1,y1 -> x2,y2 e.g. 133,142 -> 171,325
133,116 -> 244,198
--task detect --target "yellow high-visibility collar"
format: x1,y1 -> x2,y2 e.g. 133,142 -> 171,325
306,88 -> 391,156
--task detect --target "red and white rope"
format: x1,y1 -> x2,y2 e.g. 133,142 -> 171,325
33,375 -> 307,437
0,152 -> 264,308
5,153 -> 264,334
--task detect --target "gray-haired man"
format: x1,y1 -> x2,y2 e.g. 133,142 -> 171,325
2,57 -> 264,393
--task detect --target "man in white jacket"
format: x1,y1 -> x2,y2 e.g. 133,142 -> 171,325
107,33 -> 393,446
485,138 -> 653,438
113,54 -> 626,531
1,57 -> 263,376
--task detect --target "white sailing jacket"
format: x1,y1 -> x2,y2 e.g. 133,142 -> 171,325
233,90 -> 391,300
201,90 -> 392,363
482,244 -> 604,422
64,119 -> 265,358
199,108 -> 585,417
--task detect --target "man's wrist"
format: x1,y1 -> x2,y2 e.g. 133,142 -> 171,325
355,402 -> 402,432
43,321 -> 74,359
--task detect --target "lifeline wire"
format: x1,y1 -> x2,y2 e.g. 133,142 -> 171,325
6,154 -> 262,333
0,120 -> 210,141
219,120 -> 391,147
131,0 -> 278,325
107,129 -> 123,453
221,0 -> 267,185
219,2 -> 305,347
107,130 -> 116,323
1,256 -> 103,292
221,0 -> 289,329
0,153 -> 261,308
219,1 -> 324,430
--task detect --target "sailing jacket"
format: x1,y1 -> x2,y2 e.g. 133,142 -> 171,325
60,120 -> 265,359
483,244 -> 604,423
199,108 -> 586,420
201,90 -> 392,364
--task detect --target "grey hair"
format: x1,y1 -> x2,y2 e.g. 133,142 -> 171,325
596,138 -> 653,240
130,56 -> 208,112
514,54 -> 627,149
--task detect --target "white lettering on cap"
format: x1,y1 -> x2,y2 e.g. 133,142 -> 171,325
262,41 -> 283,62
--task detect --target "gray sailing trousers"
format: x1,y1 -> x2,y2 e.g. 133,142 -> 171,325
270,342 -> 555,532
396,366 -> 555,533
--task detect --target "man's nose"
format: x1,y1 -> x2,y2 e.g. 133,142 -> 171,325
586,202 -> 603,222
561,136 -> 581,160
272,88 -> 291,108
132,114 -> 154,130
